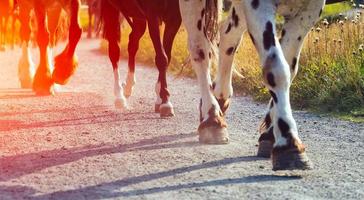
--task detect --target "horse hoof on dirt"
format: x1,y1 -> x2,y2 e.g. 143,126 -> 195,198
155,104 -> 160,113
198,126 -> 229,144
18,58 -> 35,89
159,102 -> 175,117
53,54 -> 78,85
198,116 -> 229,144
257,140 -> 273,158
33,83 -> 54,96
32,68 -> 54,96
20,79 -> 33,89
122,82 -> 134,98
115,98 -> 128,110
272,147 -> 313,171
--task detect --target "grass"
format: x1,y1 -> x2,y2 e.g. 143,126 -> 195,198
100,4 -> 362,122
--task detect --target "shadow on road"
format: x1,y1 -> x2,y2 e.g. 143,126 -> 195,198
14,156 -> 301,200
0,133 -> 197,182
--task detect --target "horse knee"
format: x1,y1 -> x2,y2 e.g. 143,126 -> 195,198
262,52 -> 291,90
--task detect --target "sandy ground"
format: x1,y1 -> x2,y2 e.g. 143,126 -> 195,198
0,39 -> 363,200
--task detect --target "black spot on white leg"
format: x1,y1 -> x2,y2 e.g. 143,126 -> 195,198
278,118 -> 292,139
199,49 -> 205,60
225,23 -> 232,34
297,36 -> 302,41
197,20 -> 202,31
263,21 -> 275,50
266,72 -> 276,87
291,57 -> 297,71
231,7 -> 239,27
226,47 -> 235,55
251,0 -> 259,9
269,90 -> 278,103
199,98 -> 203,122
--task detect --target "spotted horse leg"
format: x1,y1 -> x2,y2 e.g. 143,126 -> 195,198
213,2 -> 246,116
180,0 -> 228,144
241,0 -> 324,170
256,1 -> 326,160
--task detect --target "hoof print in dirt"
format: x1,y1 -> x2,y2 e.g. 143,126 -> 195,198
272,147 -> 313,171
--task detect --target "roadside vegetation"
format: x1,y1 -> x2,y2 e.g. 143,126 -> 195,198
96,2 -> 362,122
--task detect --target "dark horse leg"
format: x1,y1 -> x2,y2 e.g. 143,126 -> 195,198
46,5 -> 62,73
0,16 -> 9,51
123,18 -> 146,98
18,4 -> 35,88
87,2 -> 92,38
102,0 -> 127,109
32,3 -> 54,95
52,0 -> 82,85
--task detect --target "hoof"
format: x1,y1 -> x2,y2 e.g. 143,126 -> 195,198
115,98 -> 128,110
257,140 -> 273,158
53,54 -> 78,85
33,69 -> 54,96
272,147 -> 313,171
20,78 -> 33,89
198,126 -> 229,144
122,82 -> 134,98
154,104 -> 160,113
34,87 -> 55,96
159,102 -> 175,117
18,57 -> 35,89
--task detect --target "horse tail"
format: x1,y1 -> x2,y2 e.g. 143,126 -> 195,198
101,0 -> 120,43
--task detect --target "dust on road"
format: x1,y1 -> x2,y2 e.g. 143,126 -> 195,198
0,39 -> 363,200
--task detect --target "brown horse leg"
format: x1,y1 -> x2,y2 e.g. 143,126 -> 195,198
18,6 -> 35,88
147,16 -> 174,117
46,6 -> 62,73
87,5 -> 92,38
53,0 -> 82,85
32,4 -> 54,95
123,18 -> 146,98
0,16 -> 6,51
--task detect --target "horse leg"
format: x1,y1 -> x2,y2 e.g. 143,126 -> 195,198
147,16 -> 174,117
0,16 -> 5,51
32,4 -> 54,95
256,1 -> 326,160
213,3 -> 246,116
180,0 -> 228,143
10,16 -> 16,49
241,0 -> 323,170
87,4 -> 92,38
18,6 -> 35,88
101,0 -> 127,109
52,0 -> 82,85
46,6 -> 62,72
123,18 -> 146,98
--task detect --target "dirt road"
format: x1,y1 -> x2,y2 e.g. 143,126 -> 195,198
0,39 -> 363,200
